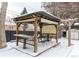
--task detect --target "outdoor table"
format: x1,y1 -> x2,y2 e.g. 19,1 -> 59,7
14,34 -> 33,49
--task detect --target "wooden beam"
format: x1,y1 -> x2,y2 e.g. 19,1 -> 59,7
16,18 -> 35,23
15,18 -> 58,25
41,18 -> 58,25
15,15 -> 33,21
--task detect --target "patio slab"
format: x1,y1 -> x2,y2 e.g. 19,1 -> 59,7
9,39 -> 60,57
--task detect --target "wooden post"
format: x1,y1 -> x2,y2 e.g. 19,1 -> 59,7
56,25 -> 58,43
34,16 -> 39,53
16,23 -> 20,46
39,21 -> 42,41
23,39 -> 27,49
68,25 -> 71,46
46,34 -> 49,41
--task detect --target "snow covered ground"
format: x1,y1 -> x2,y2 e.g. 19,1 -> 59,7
0,37 -> 79,57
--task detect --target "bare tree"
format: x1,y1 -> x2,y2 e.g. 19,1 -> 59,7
42,2 -> 79,19
21,7 -> 27,15
0,2 -> 8,48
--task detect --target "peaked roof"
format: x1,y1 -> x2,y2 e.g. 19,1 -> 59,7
14,11 -> 61,22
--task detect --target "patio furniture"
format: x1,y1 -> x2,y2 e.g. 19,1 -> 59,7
14,34 -> 34,49
13,11 -> 60,52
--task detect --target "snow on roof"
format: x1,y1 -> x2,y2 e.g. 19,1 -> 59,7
14,11 -> 61,22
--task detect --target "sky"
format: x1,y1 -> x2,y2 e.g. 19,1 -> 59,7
6,2 -> 42,18
0,2 -> 45,24
4,2 -> 42,23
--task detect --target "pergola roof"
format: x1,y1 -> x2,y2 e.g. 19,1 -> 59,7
13,11 -> 60,23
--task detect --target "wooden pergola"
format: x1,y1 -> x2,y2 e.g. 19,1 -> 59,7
13,11 -> 60,53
